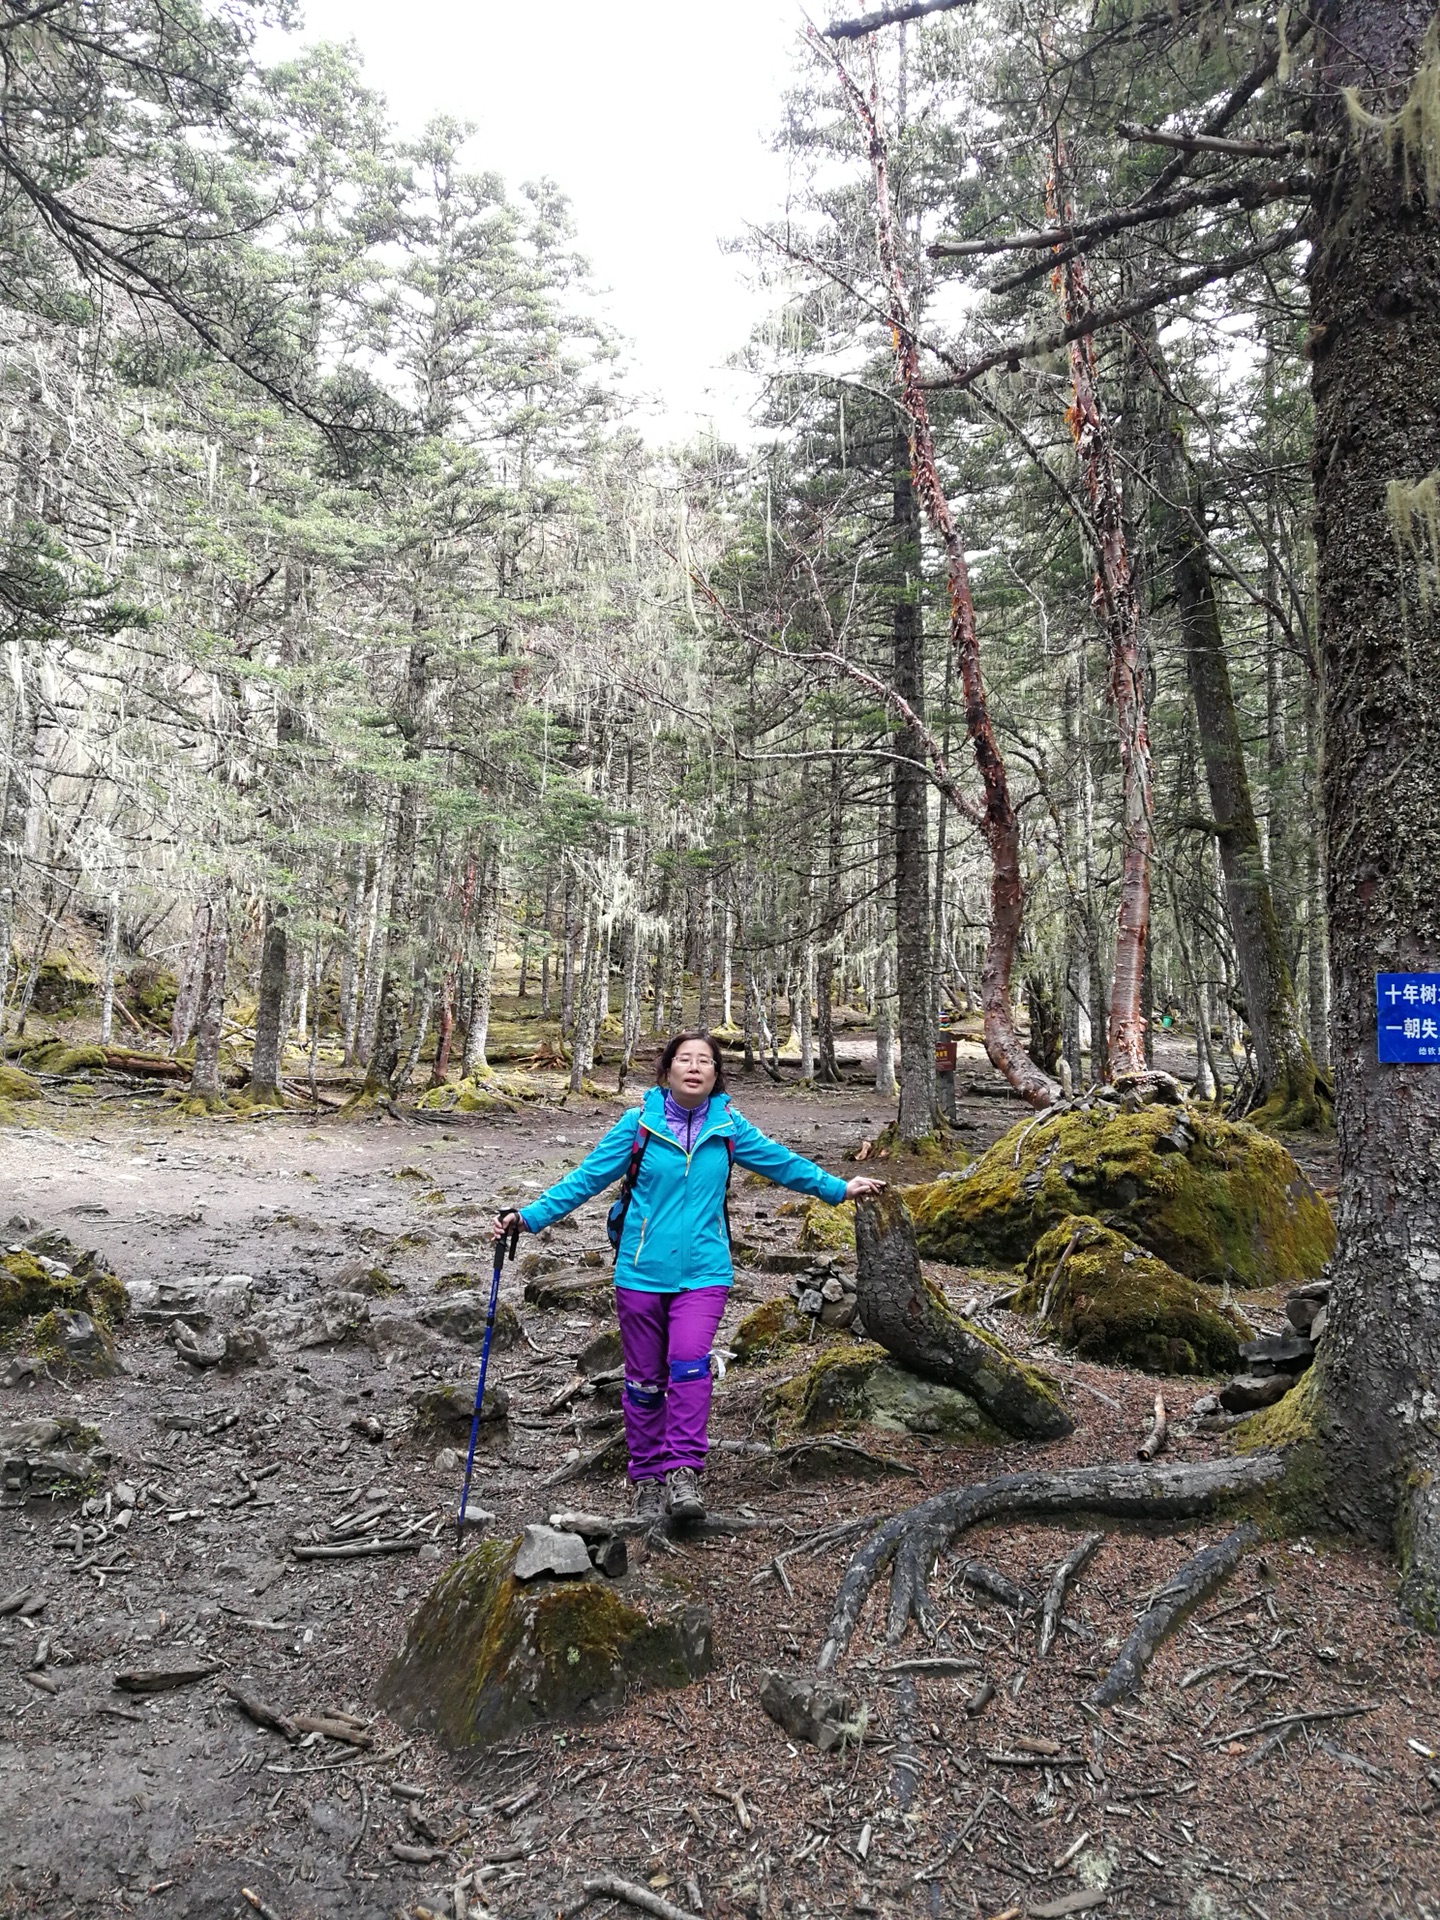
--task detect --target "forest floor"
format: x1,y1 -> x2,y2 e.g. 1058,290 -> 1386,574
1,1042 -> 1438,1920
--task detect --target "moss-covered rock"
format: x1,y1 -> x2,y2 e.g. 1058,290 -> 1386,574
1014,1217 -> 1249,1375
378,1538 -> 713,1750
409,1379 -> 511,1440
524,1271 -> 611,1313
906,1104 -> 1334,1288
0,1062 -> 40,1102
416,1077 -> 517,1115
18,1041 -> 108,1076
125,961 -> 178,1024
30,951 -> 98,1014
765,1341 -> 997,1441
0,1241 -> 127,1334
30,1307 -> 118,1376
733,1295 -> 815,1364
797,1199 -> 856,1254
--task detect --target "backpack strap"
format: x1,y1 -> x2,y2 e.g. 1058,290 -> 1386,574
607,1117 -> 650,1264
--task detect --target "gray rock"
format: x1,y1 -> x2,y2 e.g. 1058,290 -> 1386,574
294,1289 -> 371,1350
416,1293 -> 522,1348
1190,1392 -> 1221,1416
409,1379 -> 510,1439
759,1669 -> 863,1752
1,1356 -> 39,1388
576,1326 -> 623,1376
130,1274 -> 255,1328
1219,1372 -> 1294,1413
798,1288 -> 823,1316
512,1524 -> 595,1581
1238,1333 -> 1316,1376
47,1310 -> 117,1376
818,1295 -> 857,1330
589,1535 -> 629,1579
819,1277 -> 845,1304
1285,1293 -> 1323,1335
1310,1305 -> 1328,1342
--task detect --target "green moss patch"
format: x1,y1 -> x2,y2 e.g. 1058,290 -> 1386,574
19,1042 -> 108,1076
1015,1217 -> 1249,1375
378,1539 -> 712,1750
906,1104 -> 1334,1288
765,1341 -> 997,1442
0,1062 -> 40,1102
125,962 -> 178,1023
29,950 -> 98,1014
733,1295 -> 813,1363
1,1241 -> 128,1335
796,1199 -> 856,1254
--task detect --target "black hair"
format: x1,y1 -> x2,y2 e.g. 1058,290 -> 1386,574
656,1030 -> 727,1093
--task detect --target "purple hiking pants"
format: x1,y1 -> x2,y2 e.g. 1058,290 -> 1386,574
615,1285 -> 728,1481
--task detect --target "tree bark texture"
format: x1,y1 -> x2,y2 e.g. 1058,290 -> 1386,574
891,433 -> 937,1135
364,636 -> 428,1095
170,900 -> 210,1054
853,1189 -> 1073,1440
827,52 -> 1057,1108
1309,0 -> 1440,1626
1143,329 -> 1322,1123
1050,151 -> 1153,1080
250,902 -> 288,1104
188,896 -> 228,1106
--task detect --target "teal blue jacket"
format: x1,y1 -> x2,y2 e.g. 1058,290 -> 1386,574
518,1087 -> 849,1292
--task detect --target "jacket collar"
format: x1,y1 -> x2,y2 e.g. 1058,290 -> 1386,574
640,1085 -> 734,1145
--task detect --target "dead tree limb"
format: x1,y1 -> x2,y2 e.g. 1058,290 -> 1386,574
854,1188 -> 1073,1439
823,0 -> 978,38
1037,1531 -> 1104,1656
816,1452 -> 1285,1670
1138,1390 -> 1169,1461
1089,1520 -> 1257,1707
930,174 -> 1310,261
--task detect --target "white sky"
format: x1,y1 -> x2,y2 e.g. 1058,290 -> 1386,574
270,0 -> 814,444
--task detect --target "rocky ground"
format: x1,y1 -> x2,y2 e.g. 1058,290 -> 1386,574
1,1045 -> 1438,1920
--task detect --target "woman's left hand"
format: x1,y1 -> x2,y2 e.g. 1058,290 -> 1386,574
843,1176 -> 886,1201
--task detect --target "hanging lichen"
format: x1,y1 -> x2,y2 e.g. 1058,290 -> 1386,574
1345,20 -> 1440,205
1386,469 -> 1440,614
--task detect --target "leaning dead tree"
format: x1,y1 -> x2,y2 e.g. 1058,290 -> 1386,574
814,28 -> 1059,1109
853,1189 -> 1073,1439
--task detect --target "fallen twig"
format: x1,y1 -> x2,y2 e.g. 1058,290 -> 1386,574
225,1681 -> 299,1742
1137,1390 -> 1168,1462
1207,1702 -> 1376,1750
1038,1532 -> 1104,1657
1091,1522 -> 1257,1708
291,1536 -> 424,1562
241,1890 -> 283,1920
578,1874 -> 696,1920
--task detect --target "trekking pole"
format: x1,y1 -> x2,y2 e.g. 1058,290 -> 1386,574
455,1213 -> 520,1554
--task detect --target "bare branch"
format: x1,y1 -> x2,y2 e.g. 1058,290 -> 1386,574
1117,123 -> 1309,162
923,226 -> 1307,393
930,173 -> 1311,261
822,0 -> 977,40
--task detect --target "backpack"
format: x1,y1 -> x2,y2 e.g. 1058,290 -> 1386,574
606,1109 -> 737,1263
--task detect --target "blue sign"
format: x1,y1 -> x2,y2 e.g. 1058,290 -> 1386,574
1377,972 -> 1440,1062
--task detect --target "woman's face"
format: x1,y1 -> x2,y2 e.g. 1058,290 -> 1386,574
667,1040 -> 717,1105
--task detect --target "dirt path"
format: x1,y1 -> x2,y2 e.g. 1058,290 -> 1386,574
1,1064 -> 1436,1920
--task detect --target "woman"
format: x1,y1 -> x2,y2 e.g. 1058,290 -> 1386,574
495,1031 -> 883,1522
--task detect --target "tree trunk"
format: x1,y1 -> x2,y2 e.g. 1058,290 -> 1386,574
250,901 -> 288,1105
98,889 -> 119,1047
170,901 -> 210,1054
1308,0 -> 1440,1626
338,851 -> 366,1066
364,636 -> 428,1096
853,1189 -> 1072,1441
1144,328 -> 1323,1125
0,637 -> 38,1034
462,851 -> 500,1079
188,897 -> 228,1108
891,433 -> 937,1135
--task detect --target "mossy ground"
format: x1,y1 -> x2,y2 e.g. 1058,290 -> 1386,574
1015,1216 -> 1250,1375
733,1295 -> 814,1363
906,1104 -> 1334,1287
796,1199 -> 856,1254
1,1244 -> 128,1336
0,1062 -> 40,1101
18,1041 -> 108,1075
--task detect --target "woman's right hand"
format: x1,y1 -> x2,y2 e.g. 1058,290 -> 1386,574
492,1209 -> 524,1241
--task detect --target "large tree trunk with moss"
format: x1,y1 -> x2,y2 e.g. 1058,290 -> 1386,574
249,902 -> 288,1106
1144,328 -> 1323,1127
853,1189 -> 1073,1440
1308,0 -> 1440,1626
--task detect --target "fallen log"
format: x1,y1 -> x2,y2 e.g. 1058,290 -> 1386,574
225,1681 -> 299,1741
1137,1390 -> 1169,1462
853,1188 -> 1073,1440
1090,1520 -> 1258,1707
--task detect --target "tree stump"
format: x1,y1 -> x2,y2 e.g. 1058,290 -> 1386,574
853,1189 -> 1073,1440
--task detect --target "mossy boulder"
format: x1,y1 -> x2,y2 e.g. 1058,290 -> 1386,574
0,1241 -> 128,1334
796,1199 -> 856,1255
378,1538 -> 713,1750
409,1379 -> 511,1440
125,961 -> 178,1023
31,1307 -> 118,1376
906,1104 -> 1334,1288
19,1041 -> 108,1076
30,951 -> 98,1014
0,1062 -> 40,1102
766,1342 -> 997,1442
1014,1217 -> 1249,1375
416,1077 -> 517,1115
732,1295 -> 815,1364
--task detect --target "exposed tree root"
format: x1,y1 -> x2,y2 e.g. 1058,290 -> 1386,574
1038,1531 -> 1104,1657
1089,1518 -> 1258,1707
815,1452 -> 1284,1671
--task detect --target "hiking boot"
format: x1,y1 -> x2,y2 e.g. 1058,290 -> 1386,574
633,1477 -> 665,1524
665,1466 -> 705,1521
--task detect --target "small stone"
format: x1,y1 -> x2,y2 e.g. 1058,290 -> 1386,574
1288,1278 -> 1331,1302
460,1504 -> 494,1531
758,1669 -> 862,1752
1285,1294 -> 1322,1334
818,1296 -> 857,1330
1310,1305 -> 1328,1342
171,1322 -> 227,1369
409,1380 -> 510,1440
1219,1372 -> 1294,1413
589,1535 -> 628,1579
513,1524 -> 593,1581
819,1277 -> 845,1303
1238,1333 -> 1316,1376
1190,1393 -> 1220,1417
113,1482 -> 136,1509
798,1289 -> 823,1316
575,1326 -> 623,1377
350,1413 -> 385,1442
1,1357 -> 38,1389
